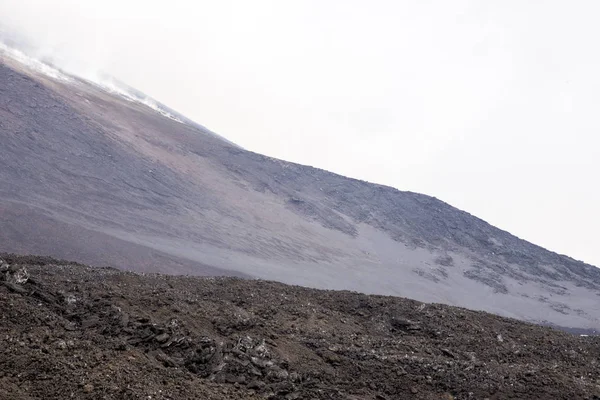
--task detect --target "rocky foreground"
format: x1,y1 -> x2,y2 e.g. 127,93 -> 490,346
0,254 -> 599,400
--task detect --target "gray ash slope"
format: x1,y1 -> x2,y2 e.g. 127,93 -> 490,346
1,254 -> 600,400
0,46 -> 599,330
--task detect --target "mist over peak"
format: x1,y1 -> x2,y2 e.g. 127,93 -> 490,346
0,24 -> 237,146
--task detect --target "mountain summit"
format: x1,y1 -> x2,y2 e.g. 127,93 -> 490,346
1,44 -> 599,330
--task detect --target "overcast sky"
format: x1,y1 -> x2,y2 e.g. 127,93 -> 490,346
1,0 -> 599,267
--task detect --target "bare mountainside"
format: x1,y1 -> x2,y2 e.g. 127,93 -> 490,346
1,254 -> 600,400
1,48 -> 600,330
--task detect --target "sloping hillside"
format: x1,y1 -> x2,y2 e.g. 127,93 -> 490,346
1,46 -> 599,329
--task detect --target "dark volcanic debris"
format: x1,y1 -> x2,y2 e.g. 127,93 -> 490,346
1,254 -> 599,400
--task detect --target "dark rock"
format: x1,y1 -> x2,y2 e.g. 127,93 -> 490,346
2,281 -> 27,294
154,333 -> 170,343
441,348 -> 457,358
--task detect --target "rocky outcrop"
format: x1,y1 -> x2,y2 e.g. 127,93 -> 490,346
1,254 -> 599,400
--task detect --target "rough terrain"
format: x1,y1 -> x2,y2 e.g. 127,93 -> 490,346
1,42 -> 600,330
1,254 -> 600,400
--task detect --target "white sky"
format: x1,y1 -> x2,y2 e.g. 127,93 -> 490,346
1,0 -> 599,267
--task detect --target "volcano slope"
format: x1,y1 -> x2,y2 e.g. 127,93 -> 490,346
1,254 -> 600,400
1,45 -> 600,331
